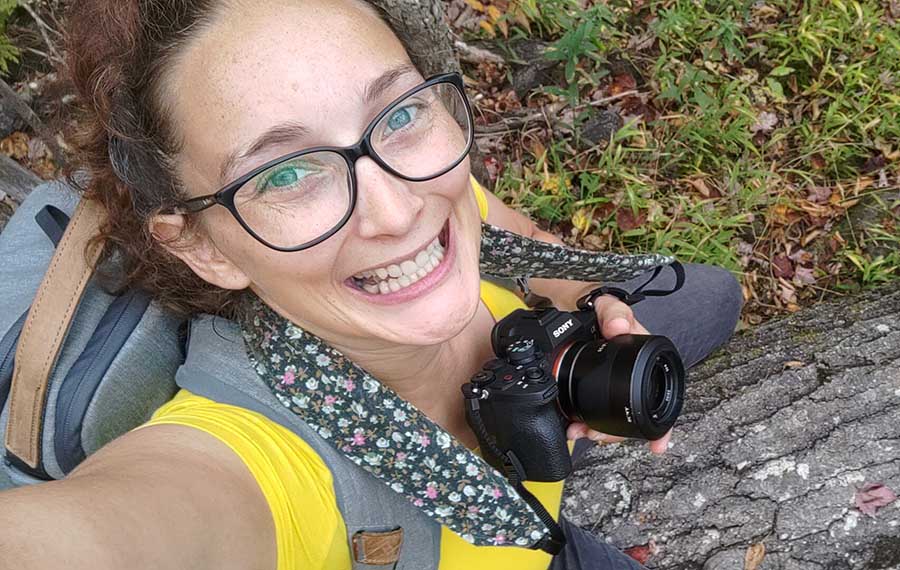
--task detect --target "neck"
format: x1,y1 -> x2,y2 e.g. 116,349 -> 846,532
333,334 -> 481,447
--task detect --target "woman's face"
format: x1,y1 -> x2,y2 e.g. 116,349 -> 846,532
163,0 -> 483,348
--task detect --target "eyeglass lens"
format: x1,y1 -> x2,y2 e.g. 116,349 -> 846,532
232,81 -> 471,249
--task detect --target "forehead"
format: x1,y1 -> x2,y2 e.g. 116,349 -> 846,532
166,0 -> 413,191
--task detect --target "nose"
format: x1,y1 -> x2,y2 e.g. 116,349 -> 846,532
354,157 -> 425,239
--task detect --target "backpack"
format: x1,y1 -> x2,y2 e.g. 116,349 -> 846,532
0,181 -> 183,486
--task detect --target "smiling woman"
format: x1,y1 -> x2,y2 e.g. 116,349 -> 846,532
0,0 -> 744,569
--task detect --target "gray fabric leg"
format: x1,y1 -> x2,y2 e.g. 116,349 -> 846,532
607,262 -> 744,368
549,517 -> 646,570
553,264 -> 743,569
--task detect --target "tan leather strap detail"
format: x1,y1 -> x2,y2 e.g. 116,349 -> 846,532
5,198 -> 106,469
352,528 -> 404,566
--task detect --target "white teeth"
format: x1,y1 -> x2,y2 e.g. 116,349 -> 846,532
355,230 -> 450,295
401,260 -> 418,276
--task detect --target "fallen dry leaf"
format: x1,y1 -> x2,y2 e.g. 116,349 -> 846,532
616,207 -> 647,232
751,111 -> 778,134
571,208 -> 593,235
772,254 -> 794,279
1,132 -> 30,160
688,178 -> 721,198
783,360 -> 805,369
794,266 -> 816,285
810,153 -> 827,169
855,483 -> 897,517
744,542 -> 766,570
482,155 -> 502,181
779,281 -> 797,305
610,73 -> 637,96
806,186 -> 832,204
624,544 -> 652,565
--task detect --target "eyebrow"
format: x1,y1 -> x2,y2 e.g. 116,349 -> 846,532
218,63 -> 419,186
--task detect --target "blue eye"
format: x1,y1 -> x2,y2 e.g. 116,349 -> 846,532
259,163 -> 314,192
270,166 -> 305,187
384,105 -> 419,134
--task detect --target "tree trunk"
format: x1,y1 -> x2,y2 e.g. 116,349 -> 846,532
370,1 -> 493,182
564,284 -> 900,570
0,153 -> 41,204
370,0 -> 460,76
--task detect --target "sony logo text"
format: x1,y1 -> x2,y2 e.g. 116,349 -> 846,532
552,319 -> 574,339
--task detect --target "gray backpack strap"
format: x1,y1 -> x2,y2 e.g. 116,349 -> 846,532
177,315 -> 441,570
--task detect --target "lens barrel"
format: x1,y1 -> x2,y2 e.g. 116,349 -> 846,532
555,335 -> 685,440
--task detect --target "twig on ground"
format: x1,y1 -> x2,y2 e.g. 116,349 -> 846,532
475,90 -> 639,135
19,1 -> 64,65
454,40 -> 506,65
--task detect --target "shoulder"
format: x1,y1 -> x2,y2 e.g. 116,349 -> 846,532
143,390 -> 351,569
470,176 -> 537,236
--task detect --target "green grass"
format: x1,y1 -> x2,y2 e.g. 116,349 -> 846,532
0,0 -> 20,75
469,0 -> 900,319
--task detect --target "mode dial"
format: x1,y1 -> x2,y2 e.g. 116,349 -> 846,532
507,338 -> 537,364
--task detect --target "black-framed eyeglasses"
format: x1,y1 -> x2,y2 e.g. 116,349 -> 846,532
174,72 -> 474,252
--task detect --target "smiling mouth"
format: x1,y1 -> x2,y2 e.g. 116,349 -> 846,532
349,221 -> 450,295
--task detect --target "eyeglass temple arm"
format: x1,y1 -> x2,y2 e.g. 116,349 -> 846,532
173,195 -> 217,215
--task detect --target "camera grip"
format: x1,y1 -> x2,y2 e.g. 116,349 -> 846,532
472,394 -> 572,482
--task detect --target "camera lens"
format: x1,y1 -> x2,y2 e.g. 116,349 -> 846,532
648,362 -> 667,412
554,335 -> 685,440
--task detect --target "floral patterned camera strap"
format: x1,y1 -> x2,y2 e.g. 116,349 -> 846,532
239,223 -> 674,550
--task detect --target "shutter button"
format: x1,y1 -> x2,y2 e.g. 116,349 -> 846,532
472,371 -> 494,386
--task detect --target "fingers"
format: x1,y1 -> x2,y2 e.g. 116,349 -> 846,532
567,422 -> 626,444
568,423 -> 674,455
592,294 -> 649,337
567,422 -> 590,441
648,429 -> 673,455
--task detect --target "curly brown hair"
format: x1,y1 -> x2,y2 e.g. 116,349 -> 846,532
65,0 -> 417,319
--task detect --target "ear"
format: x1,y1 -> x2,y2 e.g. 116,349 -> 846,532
150,213 -> 252,291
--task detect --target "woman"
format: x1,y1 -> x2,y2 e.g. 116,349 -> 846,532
0,0 -> 743,568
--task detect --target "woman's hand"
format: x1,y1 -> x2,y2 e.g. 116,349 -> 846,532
565,294 -> 673,455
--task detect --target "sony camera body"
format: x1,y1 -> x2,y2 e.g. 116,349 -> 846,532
463,306 -> 685,482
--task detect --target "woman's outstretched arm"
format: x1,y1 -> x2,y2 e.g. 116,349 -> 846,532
0,424 -> 275,570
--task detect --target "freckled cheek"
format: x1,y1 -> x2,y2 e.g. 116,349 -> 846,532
436,158 -> 474,210
203,212 -> 337,288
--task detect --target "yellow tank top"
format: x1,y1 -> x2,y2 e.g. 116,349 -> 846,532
143,179 -> 563,570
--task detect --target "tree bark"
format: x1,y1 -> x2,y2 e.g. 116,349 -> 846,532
369,0 -> 460,76
370,1 -> 494,182
564,284 -> 900,570
0,153 -> 41,202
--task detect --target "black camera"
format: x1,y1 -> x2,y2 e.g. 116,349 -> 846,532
462,306 -> 685,482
